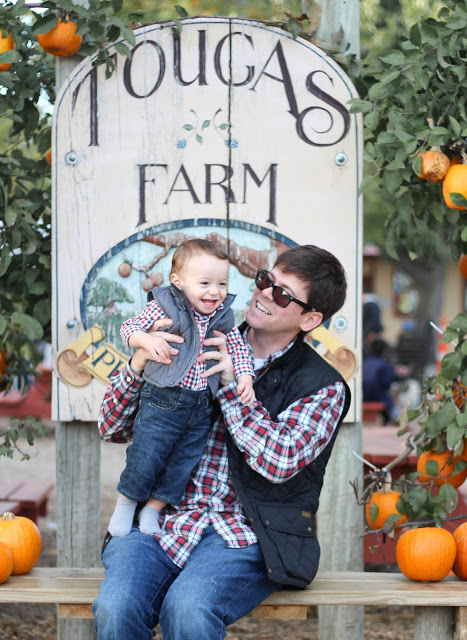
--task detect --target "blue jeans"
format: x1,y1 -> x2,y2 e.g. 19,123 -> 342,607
118,383 -> 212,505
92,525 -> 280,639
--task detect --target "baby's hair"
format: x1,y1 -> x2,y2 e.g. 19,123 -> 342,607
170,238 -> 229,276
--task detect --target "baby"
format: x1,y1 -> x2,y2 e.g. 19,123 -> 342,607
108,238 -> 255,537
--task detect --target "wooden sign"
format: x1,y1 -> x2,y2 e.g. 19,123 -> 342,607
52,17 -> 363,422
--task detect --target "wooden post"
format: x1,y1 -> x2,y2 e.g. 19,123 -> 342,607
414,606 -> 455,640
55,56 -> 100,640
314,0 -> 364,639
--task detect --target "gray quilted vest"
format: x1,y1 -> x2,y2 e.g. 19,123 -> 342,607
142,284 -> 236,396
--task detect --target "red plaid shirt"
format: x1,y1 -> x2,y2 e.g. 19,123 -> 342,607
120,300 -> 253,388
98,338 -> 346,568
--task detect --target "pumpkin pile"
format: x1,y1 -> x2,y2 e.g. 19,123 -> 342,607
416,138 -> 467,211
0,512 -> 42,584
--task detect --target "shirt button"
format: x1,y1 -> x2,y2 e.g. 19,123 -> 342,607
126,376 -> 131,382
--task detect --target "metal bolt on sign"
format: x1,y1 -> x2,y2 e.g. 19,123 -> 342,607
65,151 -> 79,165
334,152 -> 348,166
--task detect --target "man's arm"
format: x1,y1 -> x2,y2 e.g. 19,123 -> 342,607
217,381 -> 347,484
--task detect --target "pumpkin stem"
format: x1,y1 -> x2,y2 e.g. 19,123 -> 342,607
462,152 -> 467,165
430,145 -> 442,152
1,512 -> 15,521
381,471 -> 393,493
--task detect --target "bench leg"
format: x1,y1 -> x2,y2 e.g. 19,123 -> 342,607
456,607 -> 467,640
414,606 -> 455,640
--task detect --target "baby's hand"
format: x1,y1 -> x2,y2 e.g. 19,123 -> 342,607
237,375 -> 255,406
130,331 -> 174,364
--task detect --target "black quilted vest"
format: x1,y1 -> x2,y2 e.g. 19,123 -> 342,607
226,330 -> 351,589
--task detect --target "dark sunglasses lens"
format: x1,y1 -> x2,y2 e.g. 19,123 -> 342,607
272,288 -> 291,308
256,270 -> 270,291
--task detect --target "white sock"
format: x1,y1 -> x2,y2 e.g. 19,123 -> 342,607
108,495 -> 137,537
139,505 -> 162,535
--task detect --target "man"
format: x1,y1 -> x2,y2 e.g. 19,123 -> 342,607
93,244 -> 350,640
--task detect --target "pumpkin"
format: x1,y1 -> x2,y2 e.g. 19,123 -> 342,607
37,19 -> 82,58
0,512 -> 42,574
0,541 -> 13,584
365,484 -> 407,531
0,32 -> 15,72
417,147 -> 450,183
452,522 -> 467,580
443,163 -> 467,210
44,150 -> 52,167
396,526 -> 456,581
417,449 -> 467,488
459,255 -> 467,280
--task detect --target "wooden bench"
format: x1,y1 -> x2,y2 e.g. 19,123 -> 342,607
1,567 -> 467,640
0,481 -> 54,523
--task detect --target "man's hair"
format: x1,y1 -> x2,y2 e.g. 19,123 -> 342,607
171,238 -> 228,276
274,245 -> 347,322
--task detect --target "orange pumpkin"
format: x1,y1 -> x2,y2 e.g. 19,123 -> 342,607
443,163 -> 467,210
0,512 -> 42,575
417,449 -> 467,488
37,19 -> 82,58
396,527 -> 456,581
0,541 -> 13,584
0,32 -> 15,72
44,150 -> 52,167
459,255 -> 467,280
452,522 -> 467,580
365,487 -> 407,530
417,148 -> 450,183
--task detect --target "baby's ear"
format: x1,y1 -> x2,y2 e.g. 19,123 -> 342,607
170,272 -> 180,287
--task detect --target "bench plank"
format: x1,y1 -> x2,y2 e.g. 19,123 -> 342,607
2,568 -> 467,609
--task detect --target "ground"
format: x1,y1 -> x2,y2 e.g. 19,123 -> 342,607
0,425 -> 414,639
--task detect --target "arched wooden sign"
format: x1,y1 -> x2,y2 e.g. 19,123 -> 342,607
52,17 -> 363,422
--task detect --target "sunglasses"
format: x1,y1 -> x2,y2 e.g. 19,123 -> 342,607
254,269 -> 313,310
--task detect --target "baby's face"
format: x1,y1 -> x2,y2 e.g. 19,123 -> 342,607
171,253 -> 229,315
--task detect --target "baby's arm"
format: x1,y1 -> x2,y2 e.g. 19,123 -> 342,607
237,374 -> 255,406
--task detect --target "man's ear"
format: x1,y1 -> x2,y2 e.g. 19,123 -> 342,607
299,311 -> 323,334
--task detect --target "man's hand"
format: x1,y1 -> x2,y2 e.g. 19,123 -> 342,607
200,330 -> 236,386
129,319 -> 184,374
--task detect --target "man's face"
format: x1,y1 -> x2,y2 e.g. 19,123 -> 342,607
171,253 -> 229,316
245,266 -> 311,337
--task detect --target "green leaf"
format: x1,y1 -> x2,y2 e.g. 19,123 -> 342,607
111,0 -> 123,12
438,482 -> 459,514
380,50 -> 406,66
449,116 -> 462,137
449,193 -> 467,208
407,486 -> 427,513
409,24 -> 422,47
446,421 -> 465,449
426,402 -> 457,435
114,42 -> 132,59
32,13 -> 59,35
450,313 -> 467,332
380,70 -> 401,86
174,5 -> 189,17
0,50 -> 21,65
0,316 -> 7,335
440,351 -> 463,379
10,312 -> 43,340
367,502 -> 379,525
